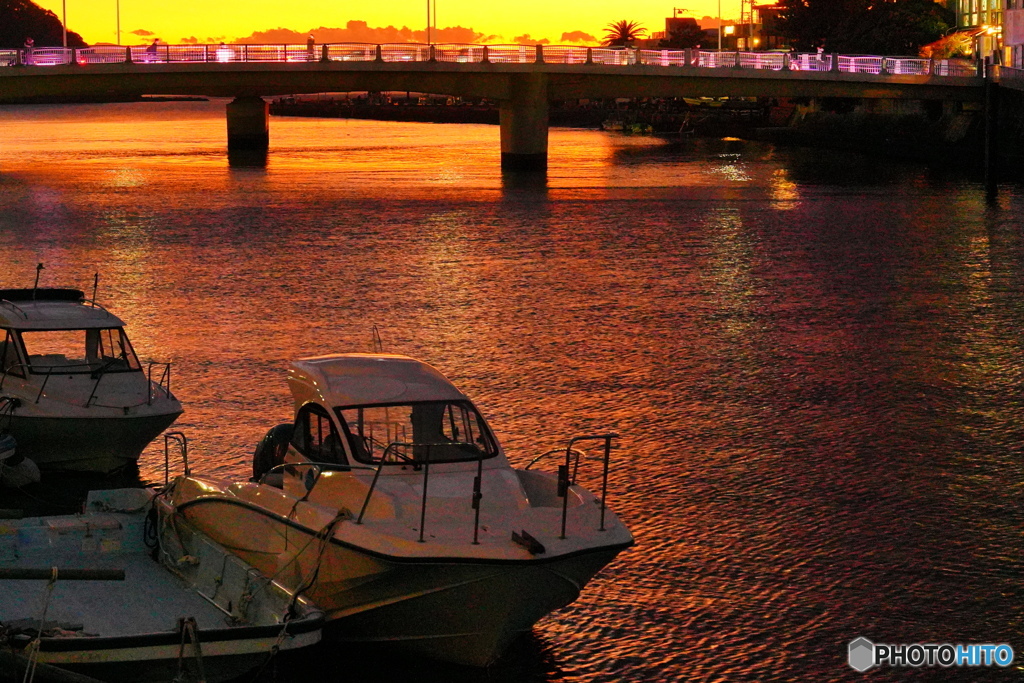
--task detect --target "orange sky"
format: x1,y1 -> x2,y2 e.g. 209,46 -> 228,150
33,0 -> 741,47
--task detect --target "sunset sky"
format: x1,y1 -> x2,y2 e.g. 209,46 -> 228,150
33,0 -> 740,47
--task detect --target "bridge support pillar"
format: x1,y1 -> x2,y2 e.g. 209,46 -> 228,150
500,73 -> 549,171
226,96 -> 269,151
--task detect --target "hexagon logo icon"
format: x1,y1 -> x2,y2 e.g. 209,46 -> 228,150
848,637 -> 875,672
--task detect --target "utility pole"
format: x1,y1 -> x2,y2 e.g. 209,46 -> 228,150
717,0 -> 722,51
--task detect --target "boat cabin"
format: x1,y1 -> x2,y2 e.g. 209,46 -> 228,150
286,354 -> 501,468
0,289 -> 142,380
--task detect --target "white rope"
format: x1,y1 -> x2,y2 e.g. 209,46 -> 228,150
21,567 -> 58,683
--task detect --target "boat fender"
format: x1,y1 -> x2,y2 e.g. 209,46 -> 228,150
252,423 -> 295,481
0,433 -> 16,461
0,434 -> 40,488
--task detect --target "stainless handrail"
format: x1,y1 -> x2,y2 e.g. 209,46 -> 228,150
3,360 -> 173,408
78,298 -> 112,313
0,363 -> 31,391
164,431 -> 188,485
0,300 -> 29,319
526,433 -> 618,539
147,361 -> 173,404
353,440 -> 489,544
0,43 -> 982,79
1,361 -> 81,401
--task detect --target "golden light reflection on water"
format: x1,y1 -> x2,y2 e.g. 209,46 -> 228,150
2,102 -> 1024,682
769,168 -> 800,210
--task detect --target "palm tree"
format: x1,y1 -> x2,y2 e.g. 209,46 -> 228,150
603,20 -> 647,47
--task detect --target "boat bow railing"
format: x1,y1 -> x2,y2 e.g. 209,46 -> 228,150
351,441 -> 488,544
0,360 -> 175,408
147,361 -> 174,403
271,435 -> 616,545
525,433 -> 618,539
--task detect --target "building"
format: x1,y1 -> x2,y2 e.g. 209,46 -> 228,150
954,0 -> 1005,62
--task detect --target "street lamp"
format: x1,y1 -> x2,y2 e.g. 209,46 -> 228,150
717,0 -> 722,51
426,0 -> 436,45
62,0 -> 67,47
117,0 -> 121,45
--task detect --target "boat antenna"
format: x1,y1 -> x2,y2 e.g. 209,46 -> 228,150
371,326 -> 384,353
32,263 -> 44,299
91,272 -> 99,304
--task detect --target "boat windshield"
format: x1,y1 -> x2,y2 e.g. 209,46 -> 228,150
18,328 -> 142,374
336,400 -> 498,465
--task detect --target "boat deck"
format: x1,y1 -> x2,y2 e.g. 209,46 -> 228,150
0,513 -> 231,637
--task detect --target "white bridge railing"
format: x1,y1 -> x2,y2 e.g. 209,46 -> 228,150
0,43 -> 981,78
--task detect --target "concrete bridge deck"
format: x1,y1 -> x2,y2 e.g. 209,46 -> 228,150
0,43 -> 988,169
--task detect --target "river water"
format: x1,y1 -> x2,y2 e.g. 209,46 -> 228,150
1,100 -> 1022,681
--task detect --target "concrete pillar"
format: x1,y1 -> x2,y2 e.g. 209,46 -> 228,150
226,96 -> 269,151
499,73 -> 549,171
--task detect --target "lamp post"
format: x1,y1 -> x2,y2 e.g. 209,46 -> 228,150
426,0 -> 436,44
62,0 -> 67,47
717,0 -> 722,52
117,0 -> 121,45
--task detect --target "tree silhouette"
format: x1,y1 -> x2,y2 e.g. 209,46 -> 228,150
0,0 -> 87,48
774,0 -> 951,54
603,20 -> 647,47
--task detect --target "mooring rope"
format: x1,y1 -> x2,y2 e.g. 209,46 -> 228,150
174,616 -> 206,683
21,567 -> 58,683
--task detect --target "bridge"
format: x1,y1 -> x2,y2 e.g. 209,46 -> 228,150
0,43 -> 985,170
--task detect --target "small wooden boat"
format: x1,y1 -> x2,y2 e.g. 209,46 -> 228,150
0,488 -> 323,683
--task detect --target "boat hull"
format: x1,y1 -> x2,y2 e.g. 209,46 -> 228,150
33,624 -> 321,683
177,496 -> 629,667
318,546 -> 625,667
4,411 -> 182,473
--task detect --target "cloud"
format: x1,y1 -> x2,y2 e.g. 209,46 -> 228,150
560,31 -> 597,44
235,21 -> 492,45
513,34 -> 549,45
131,29 -> 154,37
181,36 -> 198,44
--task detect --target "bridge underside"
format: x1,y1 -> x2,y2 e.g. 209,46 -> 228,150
0,63 -> 986,169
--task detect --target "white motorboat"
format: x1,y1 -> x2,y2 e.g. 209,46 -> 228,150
0,488 -> 324,683
0,287 -> 183,473
163,353 -> 634,667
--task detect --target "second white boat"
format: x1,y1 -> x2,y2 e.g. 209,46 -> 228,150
163,353 -> 634,667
